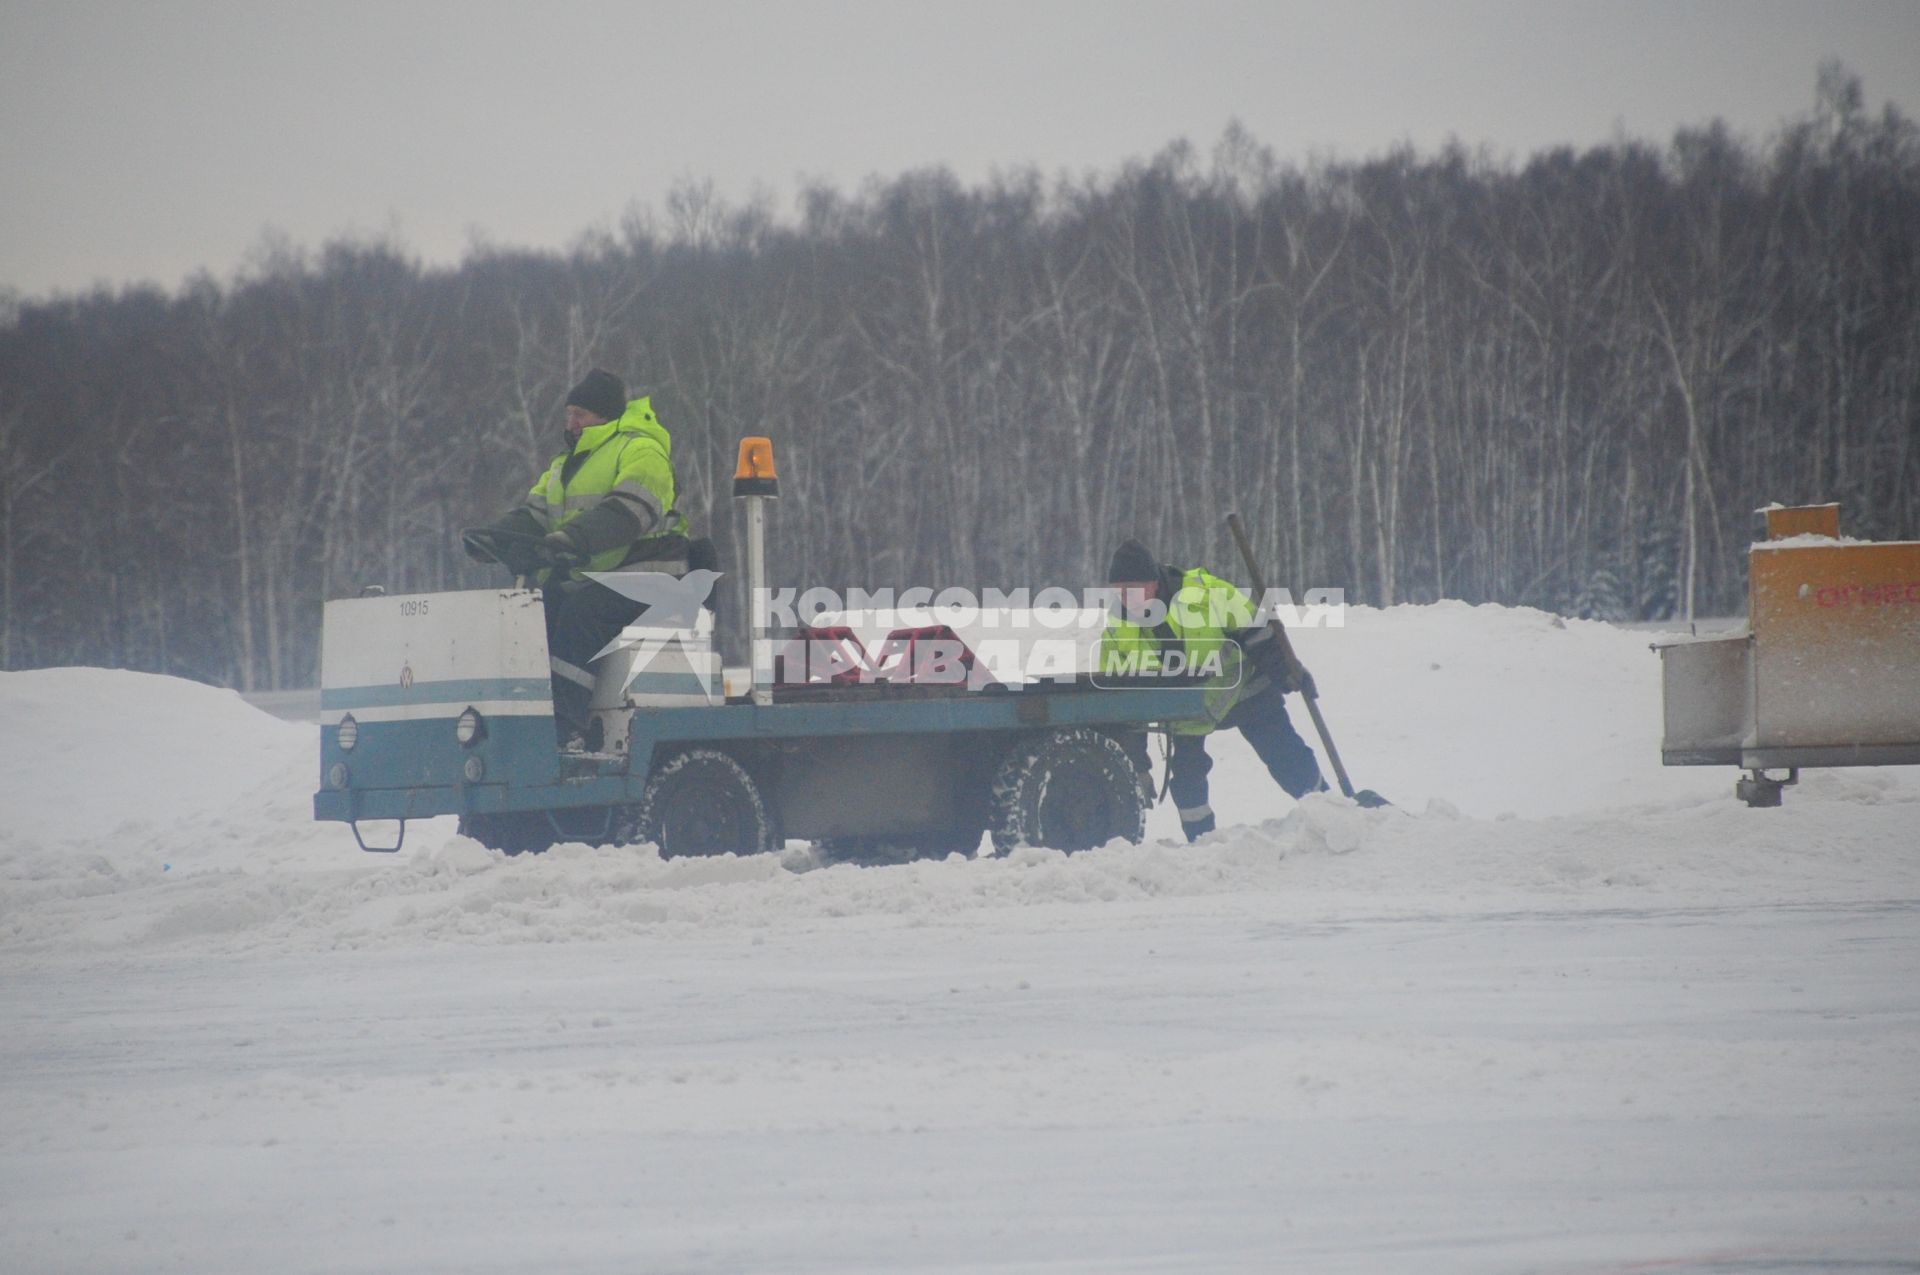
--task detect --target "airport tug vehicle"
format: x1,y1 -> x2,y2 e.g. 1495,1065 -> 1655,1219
315,439 -> 1209,857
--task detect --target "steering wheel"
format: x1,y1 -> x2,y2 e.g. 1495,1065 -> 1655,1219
461,527 -> 563,574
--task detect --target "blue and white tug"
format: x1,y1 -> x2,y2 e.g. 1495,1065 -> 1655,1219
314,439 -> 1207,858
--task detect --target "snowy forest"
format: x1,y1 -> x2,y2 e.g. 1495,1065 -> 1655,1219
2,67 -> 1915,691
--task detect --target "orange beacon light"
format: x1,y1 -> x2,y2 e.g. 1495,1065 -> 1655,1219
733,437 -> 778,498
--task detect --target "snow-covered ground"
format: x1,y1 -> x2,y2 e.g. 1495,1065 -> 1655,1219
2,603 -> 1916,1272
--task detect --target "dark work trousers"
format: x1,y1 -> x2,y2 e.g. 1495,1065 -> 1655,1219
1168,679 -> 1325,839
543,578 -> 646,736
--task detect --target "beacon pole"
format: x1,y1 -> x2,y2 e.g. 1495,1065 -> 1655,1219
733,438 -> 779,707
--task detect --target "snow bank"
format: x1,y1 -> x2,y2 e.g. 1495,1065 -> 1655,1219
1279,600 -> 1729,818
3,604 -> 1915,965
0,667 -> 309,846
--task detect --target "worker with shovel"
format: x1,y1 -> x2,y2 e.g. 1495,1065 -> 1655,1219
1102,538 -> 1326,840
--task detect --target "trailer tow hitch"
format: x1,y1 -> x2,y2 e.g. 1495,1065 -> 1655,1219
1735,768 -> 1798,809
350,819 -> 407,853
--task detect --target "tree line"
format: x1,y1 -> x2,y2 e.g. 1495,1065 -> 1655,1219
2,66 -> 1915,690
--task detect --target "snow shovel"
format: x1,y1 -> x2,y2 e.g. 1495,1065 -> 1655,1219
1226,512 -> 1390,808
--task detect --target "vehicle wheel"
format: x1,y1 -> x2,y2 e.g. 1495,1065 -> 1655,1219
628,748 -> 780,857
989,728 -> 1146,854
458,811 -> 557,855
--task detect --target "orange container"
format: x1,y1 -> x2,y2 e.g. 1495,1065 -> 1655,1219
1761,503 -> 1840,540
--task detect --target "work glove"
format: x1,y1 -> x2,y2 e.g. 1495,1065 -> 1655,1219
465,507 -> 546,565
1240,627 -> 1282,676
541,529 -> 587,567
1241,625 -> 1310,695
462,527 -> 529,569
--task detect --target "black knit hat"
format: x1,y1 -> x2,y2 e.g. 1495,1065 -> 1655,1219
564,369 -> 626,422
1108,538 -> 1158,583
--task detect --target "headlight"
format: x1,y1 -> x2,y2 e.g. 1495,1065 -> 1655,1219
336,714 -> 358,751
455,707 -> 486,747
327,762 -> 350,789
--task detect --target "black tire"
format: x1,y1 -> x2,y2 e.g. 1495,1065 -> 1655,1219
989,728 -> 1146,855
629,748 -> 780,857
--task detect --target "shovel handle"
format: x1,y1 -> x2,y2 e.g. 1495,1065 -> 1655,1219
1227,513 -> 1313,696
1226,512 -> 1359,800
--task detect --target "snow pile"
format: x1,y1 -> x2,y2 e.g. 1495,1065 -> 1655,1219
3,603 -> 1917,965
0,666 -> 310,846
1281,600 -> 1729,818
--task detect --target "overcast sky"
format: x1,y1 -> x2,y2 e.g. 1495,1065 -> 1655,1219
3,0 -> 1917,299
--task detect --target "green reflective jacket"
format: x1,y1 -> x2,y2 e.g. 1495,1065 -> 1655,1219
1100,567 -> 1254,734
525,397 -> 689,578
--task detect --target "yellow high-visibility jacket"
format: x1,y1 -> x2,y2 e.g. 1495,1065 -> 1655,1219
520,397 -> 689,578
1101,567 -> 1255,733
